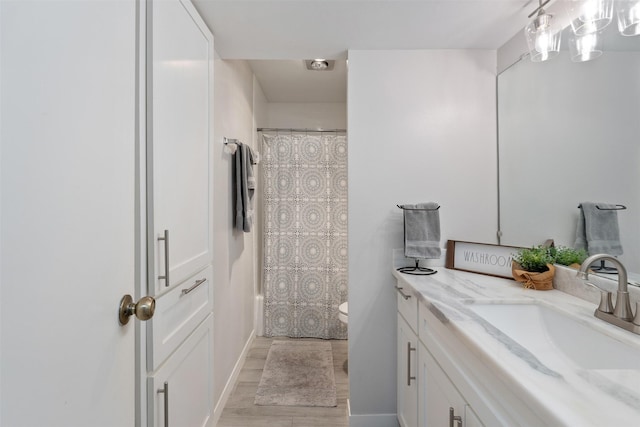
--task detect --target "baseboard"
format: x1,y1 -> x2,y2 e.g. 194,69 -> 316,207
255,295 -> 264,336
349,412 -> 399,427
211,330 -> 256,426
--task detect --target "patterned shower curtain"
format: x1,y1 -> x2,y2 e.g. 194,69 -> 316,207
262,133 -> 348,339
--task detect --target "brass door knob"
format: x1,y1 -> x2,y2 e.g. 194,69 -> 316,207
119,294 -> 156,325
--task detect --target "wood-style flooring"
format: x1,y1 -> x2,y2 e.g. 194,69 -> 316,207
217,336 -> 349,427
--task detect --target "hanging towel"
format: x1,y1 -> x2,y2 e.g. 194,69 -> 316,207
400,202 -> 441,259
234,142 -> 258,232
575,202 -> 623,255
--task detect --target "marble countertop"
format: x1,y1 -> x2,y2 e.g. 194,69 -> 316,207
393,266 -> 640,426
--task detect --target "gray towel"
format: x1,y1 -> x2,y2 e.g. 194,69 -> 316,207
575,202 -> 623,255
234,142 -> 257,232
401,202 -> 441,259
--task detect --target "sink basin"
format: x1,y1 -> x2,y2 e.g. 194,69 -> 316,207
468,303 -> 640,370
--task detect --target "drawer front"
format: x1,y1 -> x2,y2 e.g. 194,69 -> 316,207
396,280 -> 418,334
148,265 -> 213,370
418,299 -> 435,345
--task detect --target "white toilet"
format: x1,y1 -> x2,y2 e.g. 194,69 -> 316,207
338,301 -> 348,325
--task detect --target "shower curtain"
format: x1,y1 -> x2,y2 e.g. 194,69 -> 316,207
262,133 -> 348,339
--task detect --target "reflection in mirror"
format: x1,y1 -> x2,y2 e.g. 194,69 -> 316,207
498,25 -> 640,275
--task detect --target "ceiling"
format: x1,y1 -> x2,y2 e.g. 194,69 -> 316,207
248,59 -> 347,103
192,0 -> 538,102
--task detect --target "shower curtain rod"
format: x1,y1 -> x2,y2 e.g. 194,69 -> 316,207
257,127 -> 346,133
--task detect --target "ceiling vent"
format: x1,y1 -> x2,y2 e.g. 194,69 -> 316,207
304,59 -> 335,71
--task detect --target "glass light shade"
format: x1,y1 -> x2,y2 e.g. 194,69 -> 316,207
617,1 -> 640,36
565,0 -> 614,35
524,13 -> 562,62
569,32 -> 603,62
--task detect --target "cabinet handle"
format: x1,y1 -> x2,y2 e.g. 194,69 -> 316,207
158,381 -> 169,427
181,278 -> 207,295
407,342 -> 416,386
396,286 -> 411,300
449,407 -> 462,427
158,229 -> 170,287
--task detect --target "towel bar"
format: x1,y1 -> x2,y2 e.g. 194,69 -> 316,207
397,204 -> 440,211
577,204 -> 626,210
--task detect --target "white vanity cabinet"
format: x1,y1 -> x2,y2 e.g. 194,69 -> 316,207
396,278 -> 487,427
416,286 -> 539,427
148,0 -> 214,296
418,342 -> 482,427
396,285 -> 418,427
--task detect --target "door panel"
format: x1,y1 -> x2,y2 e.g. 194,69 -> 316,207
398,314 -> 418,427
148,315 -> 214,427
0,1 -> 138,426
148,0 -> 213,295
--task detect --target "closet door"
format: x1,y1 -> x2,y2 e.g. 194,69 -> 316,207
148,0 -> 214,295
1,1 -> 138,425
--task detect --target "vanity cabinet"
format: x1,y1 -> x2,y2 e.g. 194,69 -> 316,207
418,341 -> 483,427
396,279 -> 487,427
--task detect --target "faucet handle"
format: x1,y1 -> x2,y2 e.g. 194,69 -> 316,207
597,290 -> 614,314
633,302 -> 640,326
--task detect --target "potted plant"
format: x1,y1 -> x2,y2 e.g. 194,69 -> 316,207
550,246 -> 588,268
512,246 -> 556,290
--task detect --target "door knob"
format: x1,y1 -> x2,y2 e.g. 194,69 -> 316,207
119,294 -> 156,325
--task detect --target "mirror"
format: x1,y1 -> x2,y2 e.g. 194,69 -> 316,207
498,26 -> 640,274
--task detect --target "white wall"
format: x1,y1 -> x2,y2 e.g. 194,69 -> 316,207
347,50 -> 498,424
212,57 -> 260,418
252,77 -> 268,335
264,102 -> 347,129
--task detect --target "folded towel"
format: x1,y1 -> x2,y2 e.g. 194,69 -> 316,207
575,202 -> 623,255
400,202 -> 441,259
247,146 -> 257,191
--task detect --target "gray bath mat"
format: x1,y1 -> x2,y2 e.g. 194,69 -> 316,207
254,340 -> 337,407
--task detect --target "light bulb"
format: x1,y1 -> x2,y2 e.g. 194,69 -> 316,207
566,0 -> 613,35
617,1 -> 640,36
569,32 -> 603,62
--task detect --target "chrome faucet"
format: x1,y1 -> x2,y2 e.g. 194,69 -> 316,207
577,254 -> 640,334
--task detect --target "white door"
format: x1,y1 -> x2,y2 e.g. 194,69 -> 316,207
1,1 -> 140,426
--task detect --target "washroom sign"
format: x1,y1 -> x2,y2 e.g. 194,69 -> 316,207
445,240 -> 521,279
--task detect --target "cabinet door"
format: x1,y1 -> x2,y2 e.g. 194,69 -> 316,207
419,342 -> 484,427
148,0 -> 214,294
398,313 -> 419,427
149,315 -> 214,427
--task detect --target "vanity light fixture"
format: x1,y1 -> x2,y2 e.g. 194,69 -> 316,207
569,31 -> 603,62
617,0 -> 640,35
524,0 -> 562,62
565,0 -> 614,35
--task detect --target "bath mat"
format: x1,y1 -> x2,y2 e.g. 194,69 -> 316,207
254,340 -> 337,407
